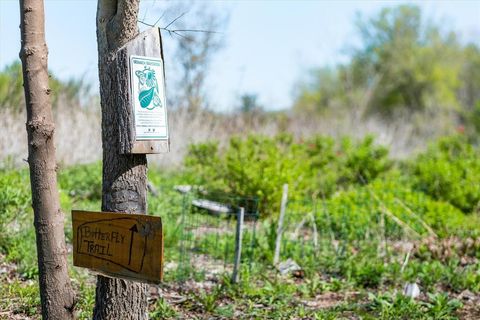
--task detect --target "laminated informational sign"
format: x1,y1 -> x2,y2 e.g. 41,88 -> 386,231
130,55 -> 168,141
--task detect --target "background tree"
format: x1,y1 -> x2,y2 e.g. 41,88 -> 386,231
93,0 -> 149,319
293,67 -> 346,114
293,4 -> 476,120
19,0 -> 76,318
351,5 -> 461,116
0,60 -> 92,112
238,93 -> 263,114
149,3 -> 226,111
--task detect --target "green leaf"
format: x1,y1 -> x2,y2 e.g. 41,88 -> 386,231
139,87 -> 154,108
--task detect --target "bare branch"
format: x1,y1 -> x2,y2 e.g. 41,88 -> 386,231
164,11 -> 187,29
170,30 -> 192,41
138,20 -> 154,27
170,29 -> 221,34
137,10 -> 222,40
153,12 -> 165,26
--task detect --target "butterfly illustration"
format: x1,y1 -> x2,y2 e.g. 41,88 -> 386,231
135,67 -> 162,110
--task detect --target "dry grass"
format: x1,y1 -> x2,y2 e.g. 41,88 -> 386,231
0,102 -> 455,168
0,101 -> 102,168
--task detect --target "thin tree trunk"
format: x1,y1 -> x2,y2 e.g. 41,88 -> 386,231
93,1 -> 148,319
19,0 -> 76,318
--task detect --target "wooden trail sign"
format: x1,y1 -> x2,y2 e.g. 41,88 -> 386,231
116,27 -> 169,154
72,210 -> 163,284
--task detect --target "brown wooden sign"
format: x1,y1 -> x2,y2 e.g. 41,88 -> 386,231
72,210 -> 163,284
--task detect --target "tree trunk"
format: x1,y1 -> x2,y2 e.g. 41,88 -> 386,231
19,0 -> 76,319
93,1 -> 149,319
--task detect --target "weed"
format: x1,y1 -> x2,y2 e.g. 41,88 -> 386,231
0,280 -> 40,317
150,298 -> 177,319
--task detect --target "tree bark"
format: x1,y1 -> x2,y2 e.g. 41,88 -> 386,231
19,0 -> 76,319
93,1 -> 149,319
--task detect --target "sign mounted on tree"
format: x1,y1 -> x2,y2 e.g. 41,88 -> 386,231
116,27 -> 169,154
72,210 -> 163,284
130,56 -> 168,140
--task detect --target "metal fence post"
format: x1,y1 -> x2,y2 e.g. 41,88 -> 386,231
274,184 -> 289,265
232,207 -> 245,283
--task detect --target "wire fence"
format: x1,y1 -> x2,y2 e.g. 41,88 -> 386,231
272,186 -> 439,269
160,182 -> 442,282
163,188 -> 259,282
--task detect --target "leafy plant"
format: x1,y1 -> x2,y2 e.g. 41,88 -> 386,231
150,298 -> 177,319
410,135 -> 480,213
184,134 -> 392,218
58,162 -> 102,202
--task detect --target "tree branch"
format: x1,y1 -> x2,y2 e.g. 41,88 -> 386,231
137,11 -> 222,41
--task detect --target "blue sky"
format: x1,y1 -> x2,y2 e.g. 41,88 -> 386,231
1,0 -> 479,111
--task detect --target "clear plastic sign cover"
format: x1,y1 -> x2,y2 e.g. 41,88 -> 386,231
130,55 -> 168,140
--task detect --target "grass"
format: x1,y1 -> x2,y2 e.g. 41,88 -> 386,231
0,162 -> 479,319
0,280 -> 40,317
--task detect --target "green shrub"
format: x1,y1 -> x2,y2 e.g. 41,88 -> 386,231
410,135 -> 480,213
320,175 -> 477,239
349,258 -> 386,288
338,135 -> 391,185
184,141 -> 225,190
6,228 -> 38,278
365,292 -> 462,319
223,134 -> 312,216
0,169 -> 31,250
184,134 -> 312,217
58,162 -> 102,202
0,60 -> 92,111
0,169 -> 38,277
184,134 -> 392,218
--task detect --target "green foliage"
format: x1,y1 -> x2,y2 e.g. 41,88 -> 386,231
349,258 -> 385,288
0,280 -> 40,316
184,135 -> 310,216
321,176 -> 476,239
337,136 -> 391,185
293,67 -> 347,113
0,170 -> 33,278
0,170 -> 38,278
353,5 -> 462,114
150,298 -> 177,319
293,4 -> 478,122
0,169 -> 31,250
192,286 -> 224,313
459,44 -> 480,111
75,279 -> 96,320
410,135 -> 480,213
237,93 -> 263,113
0,61 -> 24,111
0,155 -> 479,318
365,292 -> 462,319
222,134 -> 311,216
58,162 -> 102,202
6,228 -> 38,279
184,141 -> 224,189
403,259 -> 480,294
0,60 -> 92,112
184,134 -> 391,217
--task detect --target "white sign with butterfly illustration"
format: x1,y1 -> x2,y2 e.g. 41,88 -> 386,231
129,55 -> 168,140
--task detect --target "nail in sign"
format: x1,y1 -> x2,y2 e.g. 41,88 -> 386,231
130,55 -> 168,141
72,210 -> 163,283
